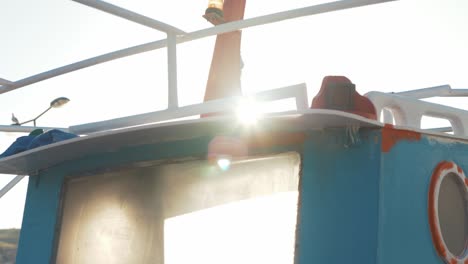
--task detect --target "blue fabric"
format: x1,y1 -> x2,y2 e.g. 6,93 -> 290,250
27,129 -> 77,150
0,129 -> 78,158
0,136 -> 36,158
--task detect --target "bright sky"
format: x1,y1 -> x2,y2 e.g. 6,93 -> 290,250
0,0 -> 467,229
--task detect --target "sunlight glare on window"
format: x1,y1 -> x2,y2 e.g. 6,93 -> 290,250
164,191 -> 298,264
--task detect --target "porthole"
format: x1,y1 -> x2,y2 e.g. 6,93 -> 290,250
428,161 -> 468,263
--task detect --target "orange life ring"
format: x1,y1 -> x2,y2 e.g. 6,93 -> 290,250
428,161 -> 468,264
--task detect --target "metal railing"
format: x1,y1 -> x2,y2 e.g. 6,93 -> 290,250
373,85 -> 468,134
69,83 -> 309,134
0,0 -> 396,134
0,175 -> 25,199
395,85 -> 468,99
0,0 -> 396,106
367,91 -> 468,136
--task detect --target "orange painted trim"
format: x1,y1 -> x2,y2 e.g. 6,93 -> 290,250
203,0 -> 246,103
381,124 -> 421,152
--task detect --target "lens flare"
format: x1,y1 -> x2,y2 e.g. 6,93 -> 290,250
217,158 -> 231,171
236,98 -> 262,125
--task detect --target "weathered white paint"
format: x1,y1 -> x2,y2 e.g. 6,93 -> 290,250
367,91 -> 468,136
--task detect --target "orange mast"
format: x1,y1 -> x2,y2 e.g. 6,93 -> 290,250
203,0 -> 247,102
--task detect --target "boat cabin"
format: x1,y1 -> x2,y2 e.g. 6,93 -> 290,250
1,1 -> 467,264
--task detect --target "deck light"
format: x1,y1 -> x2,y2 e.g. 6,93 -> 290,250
204,0 -> 225,25
206,0 -> 224,16
13,97 -> 70,127
50,97 -> 70,108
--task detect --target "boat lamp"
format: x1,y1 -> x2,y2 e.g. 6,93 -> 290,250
204,0 -> 225,25
13,97 -> 70,127
50,97 -> 70,108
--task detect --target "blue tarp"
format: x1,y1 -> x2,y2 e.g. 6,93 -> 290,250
0,129 -> 78,158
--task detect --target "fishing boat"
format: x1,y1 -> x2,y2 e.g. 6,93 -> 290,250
0,0 -> 467,263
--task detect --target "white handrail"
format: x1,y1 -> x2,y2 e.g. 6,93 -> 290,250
69,83 -> 308,134
366,91 -> 468,136
0,41 -> 166,94
0,125 -> 68,133
167,33 -> 179,108
0,78 -> 13,86
186,0 -> 396,40
0,0 -> 396,94
0,175 -> 25,199
395,85 -> 468,99
71,0 -> 186,35
395,85 -> 452,99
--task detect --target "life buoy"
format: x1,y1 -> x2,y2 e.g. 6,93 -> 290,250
428,161 -> 468,264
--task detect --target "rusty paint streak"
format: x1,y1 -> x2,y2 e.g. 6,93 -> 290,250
381,124 -> 421,153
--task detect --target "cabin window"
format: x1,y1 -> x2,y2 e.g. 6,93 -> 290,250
55,152 -> 300,264
437,173 -> 467,255
428,162 -> 468,263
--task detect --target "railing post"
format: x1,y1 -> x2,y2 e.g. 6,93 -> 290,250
1,0 -> 396,95
167,33 -> 178,109
0,175 -> 25,199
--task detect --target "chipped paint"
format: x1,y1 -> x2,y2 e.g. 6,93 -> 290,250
381,124 -> 421,152
426,134 -> 468,145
